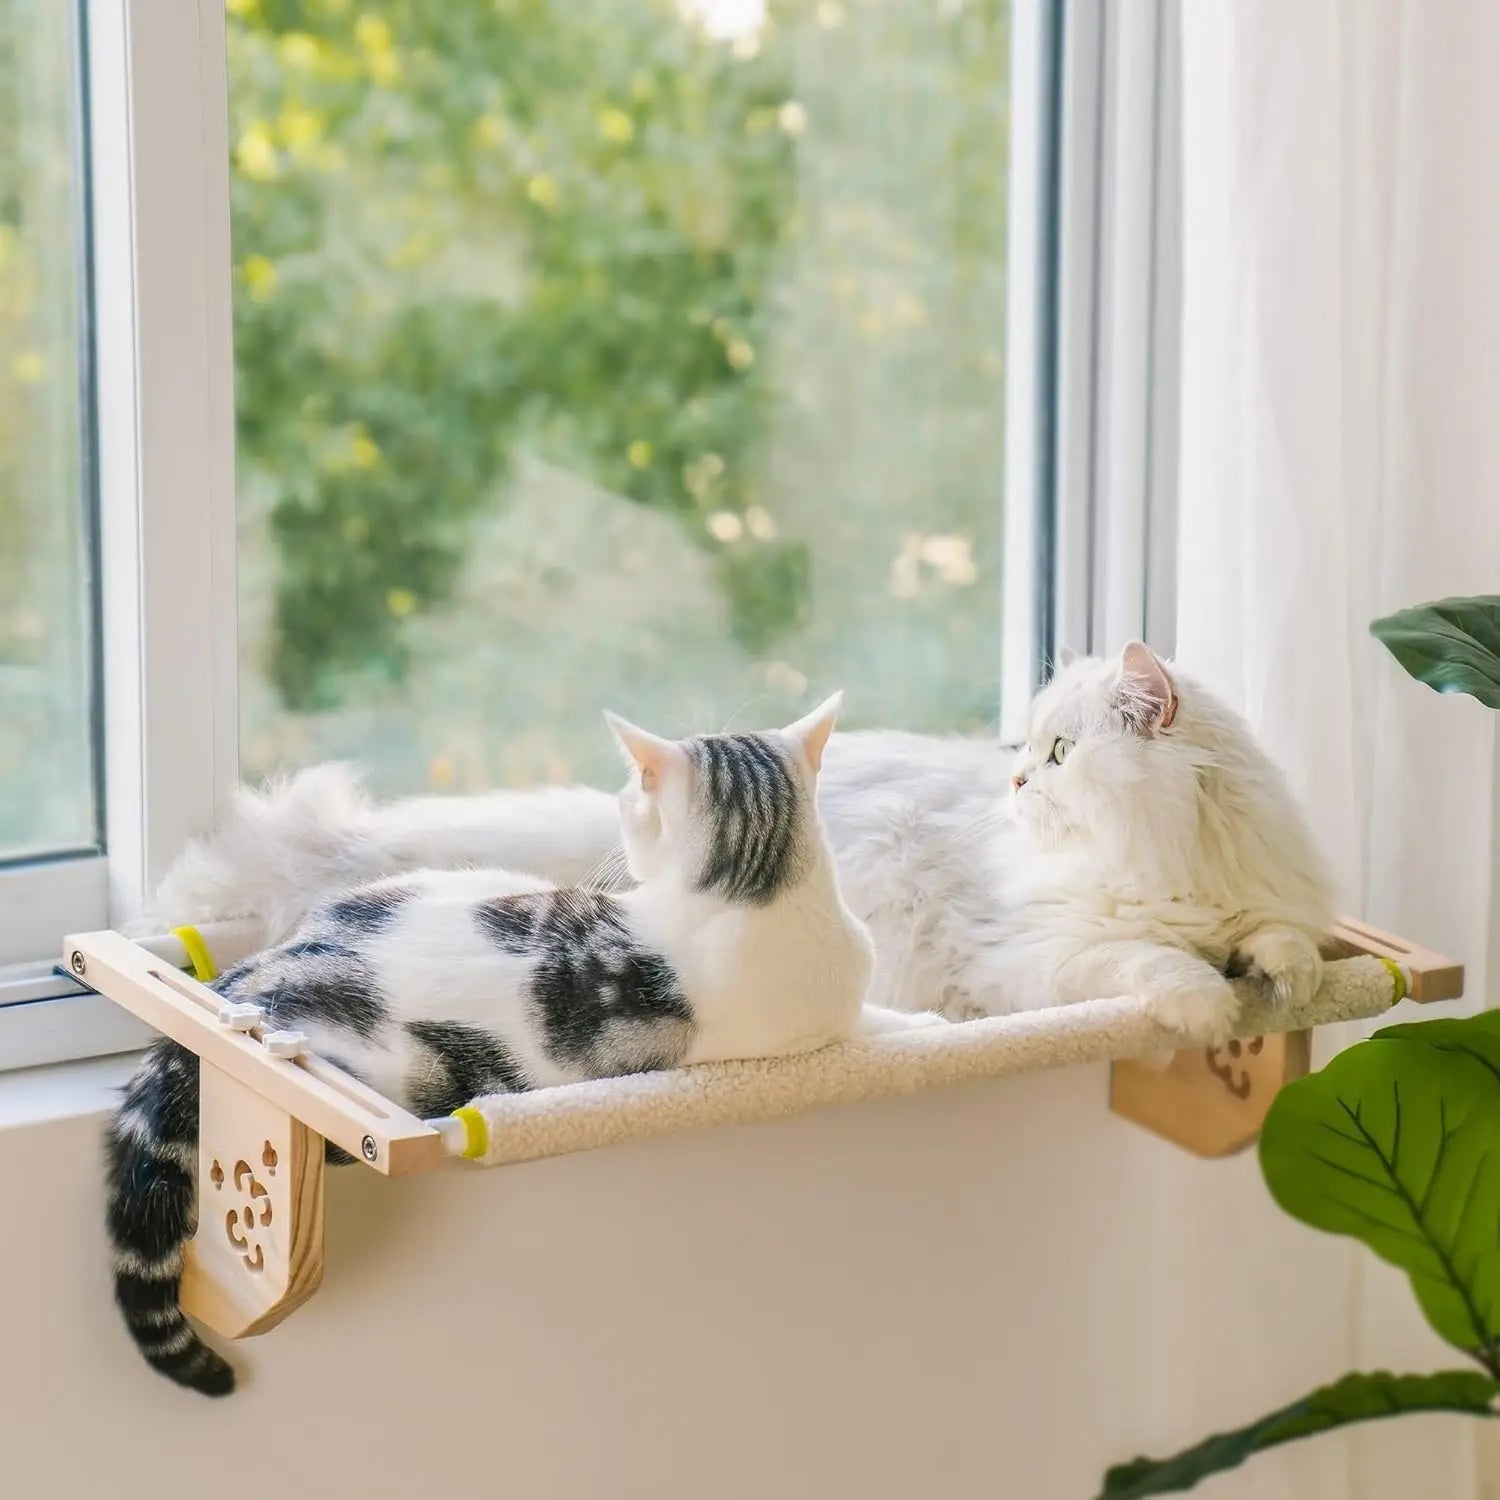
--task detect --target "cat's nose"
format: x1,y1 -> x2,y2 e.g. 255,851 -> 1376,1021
1011,771 -> 1028,792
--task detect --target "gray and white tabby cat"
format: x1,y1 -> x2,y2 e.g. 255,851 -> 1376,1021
159,642 -> 1335,1041
109,697 -> 919,1396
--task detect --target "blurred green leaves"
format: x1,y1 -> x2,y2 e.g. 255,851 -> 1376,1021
229,0 -> 1014,788
230,0 -> 799,707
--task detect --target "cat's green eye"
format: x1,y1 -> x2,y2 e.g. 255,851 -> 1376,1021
1049,738 -> 1073,765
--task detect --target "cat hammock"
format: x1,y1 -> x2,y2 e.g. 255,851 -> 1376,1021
65,919 -> 1460,1340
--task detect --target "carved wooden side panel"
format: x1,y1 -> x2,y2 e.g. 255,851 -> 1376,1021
182,1062 -> 327,1338
1109,1031 -> 1312,1157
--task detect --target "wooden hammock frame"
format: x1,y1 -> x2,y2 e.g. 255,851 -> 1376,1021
66,919 -> 1461,1340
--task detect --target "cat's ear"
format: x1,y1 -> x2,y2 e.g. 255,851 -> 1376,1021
783,691 -> 842,773
1055,646 -> 1079,673
1117,641 -> 1178,732
603,712 -> 684,792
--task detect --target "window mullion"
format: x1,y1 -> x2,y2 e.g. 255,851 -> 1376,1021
1000,0 -> 1062,733
1049,0 -> 1105,662
1043,0 -> 1179,668
88,0 -> 240,927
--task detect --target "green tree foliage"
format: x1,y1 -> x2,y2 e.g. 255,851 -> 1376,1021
229,0 -> 801,709
228,0 -> 1012,793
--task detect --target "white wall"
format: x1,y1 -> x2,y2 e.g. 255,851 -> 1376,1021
0,1053 -> 1467,1500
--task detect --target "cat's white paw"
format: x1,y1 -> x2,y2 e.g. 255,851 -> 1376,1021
1147,973 -> 1239,1046
1234,927 -> 1323,1009
855,1005 -> 949,1037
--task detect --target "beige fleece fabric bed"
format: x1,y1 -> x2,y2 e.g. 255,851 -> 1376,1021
450,954 -> 1403,1167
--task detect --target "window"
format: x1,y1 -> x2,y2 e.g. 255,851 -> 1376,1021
0,0 -> 239,1062
229,0 -> 1014,795
0,0 -> 113,992
0,0 -> 1178,1070
0,5 -> 99,865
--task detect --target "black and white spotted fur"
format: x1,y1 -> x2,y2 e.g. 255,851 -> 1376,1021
106,703 -> 895,1395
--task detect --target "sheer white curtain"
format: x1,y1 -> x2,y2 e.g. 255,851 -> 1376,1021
1159,4 -> 1500,1496
1176,0 -> 1500,948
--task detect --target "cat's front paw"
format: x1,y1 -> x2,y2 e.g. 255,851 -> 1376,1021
1147,972 -> 1239,1046
1232,926 -> 1323,1009
855,1005 -> 949,1037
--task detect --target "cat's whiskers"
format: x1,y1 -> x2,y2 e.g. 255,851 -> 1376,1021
577,843 -> 631,893
715,695 -> 766,734
945,804 -> 1008,850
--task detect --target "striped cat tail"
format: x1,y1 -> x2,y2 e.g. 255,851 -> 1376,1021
105,1040 -> 235,1396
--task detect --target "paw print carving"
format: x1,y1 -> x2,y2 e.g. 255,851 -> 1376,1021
208,1142 -> 278,1272
1205,1036 -> 1264,1100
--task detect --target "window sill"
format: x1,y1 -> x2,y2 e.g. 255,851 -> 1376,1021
0,1051 -> 139,1134
0,922 -> 256,1076
0,981 -> 156,1074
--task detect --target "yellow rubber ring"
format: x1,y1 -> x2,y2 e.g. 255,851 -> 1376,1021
171,925 -> 219,983
452,1105 -> 489,1161
1378,955 -> 1409,1005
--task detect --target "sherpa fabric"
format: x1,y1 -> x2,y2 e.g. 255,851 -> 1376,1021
459,954 -> 1401,1167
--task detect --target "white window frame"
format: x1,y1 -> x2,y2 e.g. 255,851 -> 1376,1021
0,0 -> 239,1068
92,0 -> 239,923
1005,0 -> 1181,717
1,0 -> 1178,1072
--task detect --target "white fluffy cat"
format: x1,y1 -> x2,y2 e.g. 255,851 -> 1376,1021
156,643 -> 1333,1040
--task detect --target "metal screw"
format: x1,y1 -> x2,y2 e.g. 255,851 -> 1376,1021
69,950 -> 87,977
360,1135 -> 378,1163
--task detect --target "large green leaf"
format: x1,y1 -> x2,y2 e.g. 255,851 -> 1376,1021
1259,1011 -> 1500,1364
1370,596 -> 1500,708
1099,1370 -> 1497,1499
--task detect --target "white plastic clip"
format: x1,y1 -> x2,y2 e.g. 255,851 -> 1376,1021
262,1028 -> 311,1060
218,1001 -> 265,1032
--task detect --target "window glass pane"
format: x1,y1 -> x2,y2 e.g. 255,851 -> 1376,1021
0,1 -> 98,857
232,0 -> 1010,793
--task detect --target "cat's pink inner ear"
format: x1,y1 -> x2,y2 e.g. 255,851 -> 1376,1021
603,712 -> 681,790
784,691 -> 842,773
1057,646 -> 1078,670
1118,641 -> 1178,731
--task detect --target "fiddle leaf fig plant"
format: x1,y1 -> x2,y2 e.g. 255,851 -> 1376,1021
1370,595 -> 1500,708
1263,1011 -> 1500,1366
1100,1370 -> 1498,1500
1097,595 -> 1500,1498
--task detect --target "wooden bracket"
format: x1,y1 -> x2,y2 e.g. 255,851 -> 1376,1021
67,928 -> 447,1340
182,1065 -> 325,1336
66,929 -> 444,1175
1109,917 -> 1464,1157
1111,1032 -> 1313,1157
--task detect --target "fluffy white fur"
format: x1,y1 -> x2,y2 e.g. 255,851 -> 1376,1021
308,698 -> 889,1100
156,644 -> 1332,1041
153,775 -> 621,946
602,694 -> 892,1060
971,643 -> 1333,1039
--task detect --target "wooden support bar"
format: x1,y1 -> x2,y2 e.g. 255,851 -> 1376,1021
1323,915 -> 1464,1003
65,930 -> 445,1177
